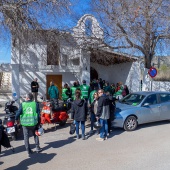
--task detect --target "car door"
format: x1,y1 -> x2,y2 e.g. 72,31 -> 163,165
139,94 -> 161,124
159,93 -> 170,120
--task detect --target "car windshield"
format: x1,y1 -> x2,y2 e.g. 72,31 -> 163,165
120,94 -> 146,106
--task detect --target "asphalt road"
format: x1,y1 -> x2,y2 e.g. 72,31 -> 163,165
1,107 -> 170,170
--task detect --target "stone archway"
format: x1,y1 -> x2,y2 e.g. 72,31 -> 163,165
90,67 -> 98,81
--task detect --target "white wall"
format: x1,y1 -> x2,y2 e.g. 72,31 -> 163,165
91,61 -> 141,92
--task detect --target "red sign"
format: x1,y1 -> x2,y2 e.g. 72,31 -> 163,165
148,67 -> 157,78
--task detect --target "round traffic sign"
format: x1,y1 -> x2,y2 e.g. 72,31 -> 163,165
148,67 -> 157,78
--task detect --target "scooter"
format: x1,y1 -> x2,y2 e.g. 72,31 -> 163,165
3,99 -> 20,140
4,99 -> 18,114
40,99 -> 69,129
3,113 -> 20,141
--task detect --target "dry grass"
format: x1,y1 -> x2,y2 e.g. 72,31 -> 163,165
154,70 -> 170,81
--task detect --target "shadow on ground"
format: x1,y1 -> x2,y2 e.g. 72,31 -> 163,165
5,152 -> 57,170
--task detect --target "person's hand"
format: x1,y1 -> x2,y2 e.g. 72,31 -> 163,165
15,120 -> 20,125
96,117 -> 99,121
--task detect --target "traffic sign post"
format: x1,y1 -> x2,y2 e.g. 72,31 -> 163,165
148,67 -> 157,91
148,67 -> 157,78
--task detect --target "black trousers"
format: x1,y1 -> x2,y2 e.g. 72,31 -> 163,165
22,126 -> 39,151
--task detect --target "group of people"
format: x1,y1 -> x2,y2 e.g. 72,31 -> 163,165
11,77 -> 129,157
70,80 -> 116,141
61,78 -> 129,102
62,78 -> 130,141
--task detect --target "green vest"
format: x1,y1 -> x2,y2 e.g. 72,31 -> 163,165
20,102 -> 38,126
71,86 -> 77,100
62,88 -> 69,101
89,90 -> 97,104
80,84 -> 90,99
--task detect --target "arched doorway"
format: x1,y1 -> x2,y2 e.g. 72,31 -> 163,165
90,67 -> 98,81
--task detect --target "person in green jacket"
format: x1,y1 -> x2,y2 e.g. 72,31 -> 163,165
80,80 -> 90,101
62,83 -> 71,101
15,93 -> 42,156
89,86 -> 98,105
71,81 -> 78,100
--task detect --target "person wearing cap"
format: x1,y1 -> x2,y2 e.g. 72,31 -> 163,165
15,93 -> 42,157
80,80 -> 90,101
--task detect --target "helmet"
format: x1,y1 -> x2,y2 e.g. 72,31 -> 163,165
35,127 -> 44,136
93,121 -> 102,130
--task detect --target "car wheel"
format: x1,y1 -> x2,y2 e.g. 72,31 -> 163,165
124,116 -> 137,131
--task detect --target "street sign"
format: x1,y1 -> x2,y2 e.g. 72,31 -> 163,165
148,67 -> 157,78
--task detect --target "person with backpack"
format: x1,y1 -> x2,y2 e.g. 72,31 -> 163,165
48,81 -> 59,108
15,93 -> 42,157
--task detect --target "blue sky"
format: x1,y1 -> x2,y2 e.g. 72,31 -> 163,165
0,37 -> 11,63
0,0 -> 92,64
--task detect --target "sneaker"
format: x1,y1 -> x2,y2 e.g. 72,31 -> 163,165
76,135 -> 80,139
96,137 -> 105,141
36,147 -> 42,153
105,136 -> 108,140
82,136 -> 87,140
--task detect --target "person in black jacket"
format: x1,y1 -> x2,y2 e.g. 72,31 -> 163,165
106,91 -> 116,134
71,90 -> 88,140
96,89 -> 110,141
31,78 -> 39,102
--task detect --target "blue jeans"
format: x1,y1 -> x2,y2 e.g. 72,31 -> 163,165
99,119 -> 108,139
75,121 -> 85,136
90,113 -> 96,131
22,126 -> 40,151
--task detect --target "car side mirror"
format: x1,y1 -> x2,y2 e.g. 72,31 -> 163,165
143,103 -> 150,106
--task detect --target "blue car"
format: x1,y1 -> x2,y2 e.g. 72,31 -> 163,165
112,91 -> 170,131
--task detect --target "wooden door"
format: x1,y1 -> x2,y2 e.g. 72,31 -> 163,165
46,75 -> 62,99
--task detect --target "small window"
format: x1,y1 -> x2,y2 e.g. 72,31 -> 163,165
71,58 -> 80,66
47,42 -> 59,65
160,94 -> 170,103
143,94 -> 157,105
